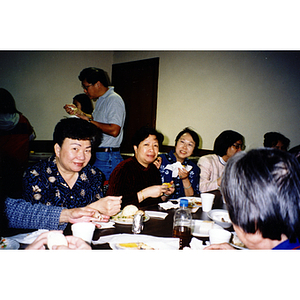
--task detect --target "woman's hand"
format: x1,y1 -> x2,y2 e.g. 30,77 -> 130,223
88,196 -> 122,216
162,180 -> 175,197
140,183 -> 174,201
178,168 -> 189,180
25,231 -> 91,250
59,207 -> 101,224
153,157 -> 162,169
204,243 -> 236,250
142,185 -> 165,199
25,231 -> 54,250
53,236 -> 91,250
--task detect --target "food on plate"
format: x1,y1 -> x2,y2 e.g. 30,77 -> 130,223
0,237 -> 7,249
220,216 -> 231,223
112,205 -> 149,223
231,234 -> 246,248
121,205 -> 139,217
194,198 -> 202,206
47,232 -> 68,250
162,182 -> 172,188
116,242 -> 154,250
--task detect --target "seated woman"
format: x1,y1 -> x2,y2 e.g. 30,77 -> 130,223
156,127 -> 200,199
263,131 -> 290,151
106,127 -> 175,209
197,130 -> 245,193
5,118 -> 121,230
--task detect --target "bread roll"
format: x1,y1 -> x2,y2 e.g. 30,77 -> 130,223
121,205 -> 138,217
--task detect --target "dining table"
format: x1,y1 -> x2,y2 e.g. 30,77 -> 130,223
63,189 -> 231,250
1,189 -> 232,250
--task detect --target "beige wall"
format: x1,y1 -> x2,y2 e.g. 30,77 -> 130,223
1,50 -> 299,150
0,51 -> 113,140
113,51 -> 300,150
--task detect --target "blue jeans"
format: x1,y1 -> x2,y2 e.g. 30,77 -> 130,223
93,151 -> 123,181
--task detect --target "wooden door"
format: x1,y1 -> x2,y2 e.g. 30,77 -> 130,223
112,57 -> 159,153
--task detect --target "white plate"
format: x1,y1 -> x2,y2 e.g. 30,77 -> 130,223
192,220 -> 223,237
111,212 -> 150,225
0,238 -> 20,250
207,209 -> 232,228
99,234 -> 179,250
176,196 -> 202,207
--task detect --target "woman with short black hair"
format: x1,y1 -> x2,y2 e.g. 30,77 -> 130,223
157,127 -> 200,199
107,126 -> 174,208
197,130 -> 245,193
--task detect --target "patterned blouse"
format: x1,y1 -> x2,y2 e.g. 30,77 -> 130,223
22,155 -> 104,208
159,150 -> 200,199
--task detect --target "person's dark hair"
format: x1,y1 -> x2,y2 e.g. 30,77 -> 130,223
0,88 -> 19,114
263,132 -> 290,151
289,144 -> 300,164
221,148 -> 300,243
132,126 -> 164,148
73,93 -> 93,115
53,118 -> 102,150
213,130 -> 244,157
78,67 -> 110,87
175,127 -> 200,153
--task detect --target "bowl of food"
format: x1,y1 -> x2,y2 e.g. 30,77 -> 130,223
207,209 -> 232,228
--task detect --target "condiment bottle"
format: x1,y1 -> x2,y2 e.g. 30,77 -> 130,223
132,211 -> 144,234
173,199 -> 192,249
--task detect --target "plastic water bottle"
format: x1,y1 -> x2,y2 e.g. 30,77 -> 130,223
173,199 -> 192,249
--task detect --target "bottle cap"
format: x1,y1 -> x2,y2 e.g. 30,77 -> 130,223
179,199 -> 188,207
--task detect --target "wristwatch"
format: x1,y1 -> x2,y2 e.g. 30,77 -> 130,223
88,117 -> 93,122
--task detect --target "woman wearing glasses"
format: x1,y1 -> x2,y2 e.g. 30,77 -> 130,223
197,130 -> 245,193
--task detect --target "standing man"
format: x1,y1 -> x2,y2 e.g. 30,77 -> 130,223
65,67 -> 126,181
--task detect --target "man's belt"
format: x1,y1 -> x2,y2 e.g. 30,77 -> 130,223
96,147 -> 120,152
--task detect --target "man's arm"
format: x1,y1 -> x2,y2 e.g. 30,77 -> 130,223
75,110 -> 121,137
89,121 -> 121,137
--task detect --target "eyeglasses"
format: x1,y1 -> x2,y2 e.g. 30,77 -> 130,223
82,83 -> 93,90
232,143 -> 245,150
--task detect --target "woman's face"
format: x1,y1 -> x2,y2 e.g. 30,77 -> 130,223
226,139 -> 243,160
134,134 -> 159,167
54,138 -> 92,173
174,133 -> 195,162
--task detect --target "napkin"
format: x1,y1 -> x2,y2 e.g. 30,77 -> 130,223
164,162 -> 193,178
183,238 -> 205,250
144,211 -> 168,219
158,201 -> 179,210
8,229 -> 48,244
94,220 -> 115,229
92,233 -> 180,250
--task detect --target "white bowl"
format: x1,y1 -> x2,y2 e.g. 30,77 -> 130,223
207,209 -> 232,228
